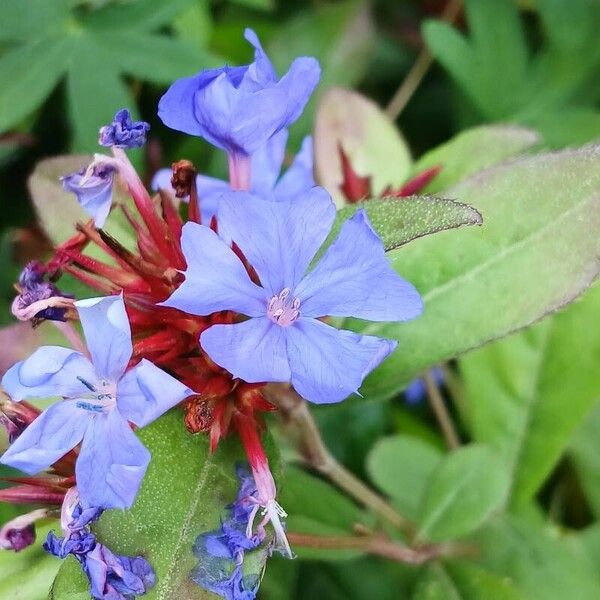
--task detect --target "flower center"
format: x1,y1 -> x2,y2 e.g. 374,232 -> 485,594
75,377 -> 117,413
267,288 -> 300,327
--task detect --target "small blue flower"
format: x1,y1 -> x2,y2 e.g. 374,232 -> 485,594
44,501 -> 155,600
151,132 -> 315,222
1,295 -> 191,510
99,109 -> 150,149
158,29 -> 320,158
62,163 -> 116,227
191,466 -> 264,600
162,190 -> 423,404
405,367 -> 445,404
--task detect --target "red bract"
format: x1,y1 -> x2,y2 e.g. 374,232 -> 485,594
0,399 -> 74,506
338,145 -> 442,202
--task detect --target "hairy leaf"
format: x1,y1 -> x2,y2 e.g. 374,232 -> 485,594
358,145 -> 600,400
327,196 -> 482,256
411,125 -> 540,194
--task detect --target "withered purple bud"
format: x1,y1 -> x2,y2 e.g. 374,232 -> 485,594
0,509 -> 48,552
0,398 -> 40,444
12,261 -> 74,323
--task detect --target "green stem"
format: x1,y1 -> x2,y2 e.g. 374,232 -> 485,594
424,371 -> 460,449
266,384 -> 414,537
287,531 -> 476,565
385,0 -> 463,119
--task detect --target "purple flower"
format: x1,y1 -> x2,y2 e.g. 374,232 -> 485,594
99,109 -> 150,149
44,499 -> 155,600
158,28 -> 320,159
151,132 -> 314,222
192,466 -> 265,600
12,261 -> 74,323
62,163 -> 116,227
0,508 -> 48,551
405,367 -> 445,404
162,190 -> 423,404
1,295 -> 191,510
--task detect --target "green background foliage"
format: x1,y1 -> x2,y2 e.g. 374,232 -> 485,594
0,1 -> 599,599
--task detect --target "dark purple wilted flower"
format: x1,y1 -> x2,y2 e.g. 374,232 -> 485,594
44,490 -> 155,600
11,261 -> 74,323
192,466 -> 267,600
0,508 -> 48,551
98,109 -> 150,149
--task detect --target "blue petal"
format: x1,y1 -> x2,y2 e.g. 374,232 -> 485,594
251,129 -> 288,194
117,359 -> 191,428
75,295 -> 132,382
274,136 -> 315,201
241,28 -> 277,88
0,400 -> 89,474
161,222 -> 267,317
2,346 -> 96,401
296,210 -> 423,321
217,189 -> 335,296
200,318 -> 291,383
286,318 -> 397,404
158,72 -> 209,137
76,409 -> 150,510
274,56 -> 321,126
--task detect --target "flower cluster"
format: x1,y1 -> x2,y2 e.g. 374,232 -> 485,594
44,489 -> 156,600
0,27 -> 423,600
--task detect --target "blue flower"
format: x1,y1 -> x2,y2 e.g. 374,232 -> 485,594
158,29 -> 320,159
99,109 -> 150,149
62,163 -> 116,227
1,295 -> 191,510
405,367 -> 445,404
162,190 -> 423,404
151,132 -> 315,222
44,498 -> 155,600
191,466 -> 265,600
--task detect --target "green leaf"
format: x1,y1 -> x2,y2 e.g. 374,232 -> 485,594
569,402 -> 600,518
366,435 -> 442,520
268,1 -> 376,148
0,524 -> 61,600
51,410 -> 271,599
416,445 -> 510,542
28,155 -> 136,251
477,516 -> 600,600
0,0 -> 68,43
411,125 -> 540,194
314,88 -> 412,205
412,562 -> 526,600
66,34 -> 134,153
326,196 -> 482,256
94,31 -> 222,84
84,0 -> 195,32
279,467 -> 370,561
460,284 -> 600,507
358,145 -> 600,401
0,38 -> 69,133
424,0 -> 529,120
